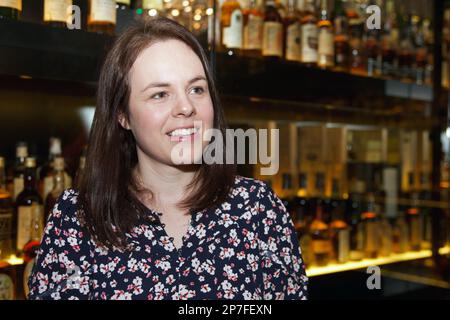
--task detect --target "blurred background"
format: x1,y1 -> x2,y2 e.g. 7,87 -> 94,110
0,0 -> 449,300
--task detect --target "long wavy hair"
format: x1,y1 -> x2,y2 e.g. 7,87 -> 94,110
78,17 -> 236,250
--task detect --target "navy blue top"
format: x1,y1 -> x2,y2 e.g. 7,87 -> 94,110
28,176 -> 308,300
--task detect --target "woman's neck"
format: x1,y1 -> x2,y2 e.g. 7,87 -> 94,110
134,150 -> 197,211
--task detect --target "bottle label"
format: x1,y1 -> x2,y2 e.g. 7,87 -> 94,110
0,209 -> 13,243
337,229 -> 350,262
17,204 -> 43,251
223,9 -> 243,49
0,0 -> 21,11
301,24 -> 318,63
286,22 -> 301,61
0,274 -> 14,300
44,0 -> 72,22
43,176 -> 54,201
143,0 -> 163,10
89,0 -> 116,24
244,14 -> 263,50
262,21 -> 282,57
312,239 -> 331,254
318,27 -> 334,56
13,177 -> 24,201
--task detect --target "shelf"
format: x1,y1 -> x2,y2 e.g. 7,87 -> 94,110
306,247 -> 450,278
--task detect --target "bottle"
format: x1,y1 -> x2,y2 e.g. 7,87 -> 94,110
0,264 -> 16,300
397,13 -> 414,82
12,142 -> 28,202
43,0 -> 72,28
22,209 -> 43,299
364,5 -> 380,77
317,0 -> 334,69
87,0 -> 117,35
347,181 -> 364,261
74,152 -> 86,189
348,11 -> 365,75
283,0 -> 301,62
361,192 -> 378,259
220,0 -> 243,55
45,157 -> 66,223
310,200 -> 331,266
294,173 -> 314,266
414,17 -> 428,85
300,0 -> 318,67
243,0 -> 263,57
329,179 -> 350,263
392,211 -> 409,253
0,0 -> 21,20
38,137 -> 62,201
15,157 -> 43,254
262,0 -> 283,60
333,0 -> 349,72
381,0 -> 398,78
0,157 -> 14,261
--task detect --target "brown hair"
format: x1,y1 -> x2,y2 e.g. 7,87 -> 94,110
78,17 -> 236,250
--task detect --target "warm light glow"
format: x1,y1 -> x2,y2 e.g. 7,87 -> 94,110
148,9 -> 158,16
297,189 -> 307,197
306,250 -> 434,277
206,8 -> 213,15
194,14 -> 202,21
182,0 -> 190,7
5,255 -> 24,266
171,9 -> 180,17
193,22 -> 201,30
184,6 -> 192,13
194,8 -> 202,15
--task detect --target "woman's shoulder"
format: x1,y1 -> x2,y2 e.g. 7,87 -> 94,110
231,175 -> 276,200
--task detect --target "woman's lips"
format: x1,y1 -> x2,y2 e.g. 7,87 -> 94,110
168,129 -> 200,142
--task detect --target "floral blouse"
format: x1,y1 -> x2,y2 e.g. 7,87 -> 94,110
27,176 -> 308,300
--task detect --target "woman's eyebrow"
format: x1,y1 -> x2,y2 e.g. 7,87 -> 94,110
141,76 -> 207,93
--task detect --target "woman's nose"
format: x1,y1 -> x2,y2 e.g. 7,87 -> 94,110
172,93 -> 195,117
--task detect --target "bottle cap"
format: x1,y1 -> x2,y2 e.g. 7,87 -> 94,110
25,157 -> 36,168
49,137 -> 62,156
16,142 -> 28,158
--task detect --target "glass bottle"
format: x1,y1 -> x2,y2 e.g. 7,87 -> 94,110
38,137 -> 62,202
15,157 -> 43,255
220,0 -> 244,55
300,0 -> 318,67
243,0 -> 263,57
262,0 -> 283,60
333,0 -> 349,72
317,0 -> 334,69
0,157 -> 14,261
284,0 -> 301,62
43,0 -> 72,28
310,200 -> 331,266
45,157 -> 66,223
0,0 -> 21,20
329,179 -> 350,263
87,0 -> 117,35
12,142 -> 28,202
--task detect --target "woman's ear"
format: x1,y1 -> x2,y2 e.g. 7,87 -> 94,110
118,113 -> 131,130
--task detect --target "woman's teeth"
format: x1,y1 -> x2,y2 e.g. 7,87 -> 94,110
168,127 -> 198,137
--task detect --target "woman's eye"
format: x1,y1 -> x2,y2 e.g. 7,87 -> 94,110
151,91 -> 168,100
190,86 -> 205,95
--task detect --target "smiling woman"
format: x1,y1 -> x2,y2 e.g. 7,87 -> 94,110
26,17 -> 308,300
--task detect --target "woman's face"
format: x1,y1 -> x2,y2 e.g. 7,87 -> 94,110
123,39 -> 214,167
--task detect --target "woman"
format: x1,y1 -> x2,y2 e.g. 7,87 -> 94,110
27,17 -> 308,300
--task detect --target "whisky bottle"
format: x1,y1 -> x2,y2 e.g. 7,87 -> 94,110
348,12 -> 365,76
300,0 -> 317,67
0,0 -> 21,20
44,157 -> 66,223
220,0 -> 243,55
328,178 -> 349,263
87,0 -> 117,35
347,186 -> 364,261
333,0 -> 349,72
0,157 -> 14,261
310,200 -> 331,266
317,0 -> 334,69
397,14 -> 414,82
243,0 -> 263,57
38,137 -> 62,202
262,0 -> 283,60
15,158 -> 43,254
392,211 -> 409,253
12,142 -> 28,202
361,192 -> 379,259
43,0 -> 72,28
74,152 -> 86,189
283,0 -> 301,62
381,0 -> 398,78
